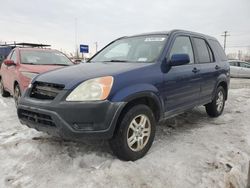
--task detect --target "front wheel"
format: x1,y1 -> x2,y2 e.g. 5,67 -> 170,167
205,86 -> 226,117
109,104 -> 156,161
0,79 -> 10,97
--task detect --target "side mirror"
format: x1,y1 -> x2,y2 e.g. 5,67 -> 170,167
4,60 -> 15,66
169,54 -> 190,66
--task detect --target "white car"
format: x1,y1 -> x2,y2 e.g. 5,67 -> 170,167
229,60 -> 250,78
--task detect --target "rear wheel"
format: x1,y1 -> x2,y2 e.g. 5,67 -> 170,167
109,104 -> 156,161
205,86 -> 226,117
14,84 -> 21,108
0,78 -> 10,97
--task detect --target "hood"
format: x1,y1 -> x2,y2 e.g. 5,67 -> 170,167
20,64 -> 64,74
34,62 -> 152,89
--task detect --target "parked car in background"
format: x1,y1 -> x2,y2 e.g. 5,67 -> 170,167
0,48 -> 73,106
0,55 -> 4,67
0,46 -> 13,68
70,58 -> 82,64
18,30 -> 230,161
229,60 -> 250,78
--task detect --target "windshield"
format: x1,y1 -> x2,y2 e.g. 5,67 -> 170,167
91,35 -> 168,63
20,50 -> 73,66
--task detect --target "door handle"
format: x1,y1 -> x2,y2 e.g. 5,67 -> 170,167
192,67 -> 200,73
215,65 -> 221,70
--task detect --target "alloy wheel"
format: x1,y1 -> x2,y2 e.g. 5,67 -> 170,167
14,86 -> 21,107
216,91 -> 224,112
127,114 -> 151,152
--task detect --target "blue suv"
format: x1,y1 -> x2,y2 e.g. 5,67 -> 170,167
17,30 -> 230,161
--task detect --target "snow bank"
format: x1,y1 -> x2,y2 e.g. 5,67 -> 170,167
0,78 -> 250,188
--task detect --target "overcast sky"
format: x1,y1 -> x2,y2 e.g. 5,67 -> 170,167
0,0 -> 249,55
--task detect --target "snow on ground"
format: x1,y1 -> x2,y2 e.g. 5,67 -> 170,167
0,78 -> 250,188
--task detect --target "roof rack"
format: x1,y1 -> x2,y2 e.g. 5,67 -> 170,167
0,42 -> 51,48
0,42 -> 51,58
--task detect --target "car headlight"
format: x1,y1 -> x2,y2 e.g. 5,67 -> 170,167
66,76 -> 114,101
21,72 -> 39,79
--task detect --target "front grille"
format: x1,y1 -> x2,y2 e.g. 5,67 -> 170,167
30,82 -> 64,100
19,109 -> 56,127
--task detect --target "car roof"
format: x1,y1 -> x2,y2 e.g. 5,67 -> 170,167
125,29 -> 217,41
16,47 -> 57,52
228,60 -> 249,63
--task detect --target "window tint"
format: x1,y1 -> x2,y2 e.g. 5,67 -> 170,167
193,38 -> 211,63
169,36 -> 194,64
10,51 -> 17,62
239,62 -> 250,68
104,43 -> 131,59
207,44 -> 214,62
209,40 -> 228,61
91,35 -> 167,63
229,62 -> 238,67
20,50 -> 73,65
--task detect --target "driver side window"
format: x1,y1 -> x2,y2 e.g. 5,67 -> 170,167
169,36 -> 194,64
10,51 -> 17,63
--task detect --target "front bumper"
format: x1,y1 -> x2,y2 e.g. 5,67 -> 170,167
17,89 -> 125,140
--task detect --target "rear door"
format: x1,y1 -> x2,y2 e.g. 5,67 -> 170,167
162,35 -> 201,114
229,61 -> 240,77
239,62 -> 250,78
192,37 -> 218,104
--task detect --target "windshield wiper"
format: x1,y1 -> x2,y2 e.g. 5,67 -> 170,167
22,63 -> 70,66
43,64 -> 70,66
22,62 -> 36,65
102,60 -> 128,62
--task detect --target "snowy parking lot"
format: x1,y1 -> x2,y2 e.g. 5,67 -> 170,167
0,78 -> 250,188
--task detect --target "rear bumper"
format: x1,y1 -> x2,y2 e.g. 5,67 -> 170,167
17,93 -> 125,140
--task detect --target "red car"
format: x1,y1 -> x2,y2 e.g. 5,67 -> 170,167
0,48 -> 73,106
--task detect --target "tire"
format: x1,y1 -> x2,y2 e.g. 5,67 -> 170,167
205,86 -> 226,117
0,78 -> 10,97
14,84 -> 21,108
109,104 -> 156,161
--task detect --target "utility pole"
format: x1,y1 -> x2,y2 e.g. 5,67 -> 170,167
94,42 -> 98,53
238,50 -> 242,60
221,31 -> 230,51
247,161 -> 250,188
74,18 -> 79,58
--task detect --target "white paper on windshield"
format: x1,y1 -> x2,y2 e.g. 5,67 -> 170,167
138,58 -> 148,62
145,37 -> 165,42
55,53 -> 65,56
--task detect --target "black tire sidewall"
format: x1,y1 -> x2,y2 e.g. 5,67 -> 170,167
110,104 -> 156,161
0,79 -> 9,97
206,86 -> 226,117
0,79 -> 3,95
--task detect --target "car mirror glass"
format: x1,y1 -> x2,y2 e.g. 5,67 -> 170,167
169,54 -> 190,66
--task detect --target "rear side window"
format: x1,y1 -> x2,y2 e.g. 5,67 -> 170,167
209,40 -> 228,61
169,36 -> 194,64
193,38 -> 213,63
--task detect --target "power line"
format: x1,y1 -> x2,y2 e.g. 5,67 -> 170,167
221,31 -> 230,51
